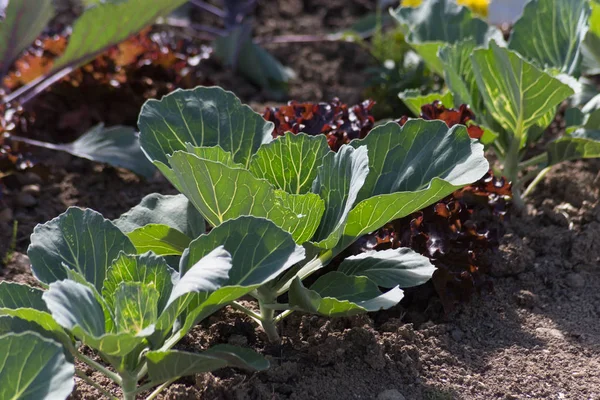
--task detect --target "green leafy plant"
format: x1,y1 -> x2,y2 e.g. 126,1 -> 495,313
392,0 -> 600,208
0,206 -> 270,400
134,85 -> 489,342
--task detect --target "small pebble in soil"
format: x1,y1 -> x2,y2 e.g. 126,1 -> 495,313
377,389 -> 406,400
565,272 -> 586,288
21,184 -> 41,196
515,290 -> 539,308
451,328 -> 464,341
14,192 -> 37,208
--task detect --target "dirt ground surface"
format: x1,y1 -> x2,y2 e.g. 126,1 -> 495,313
1,1 -> 599,400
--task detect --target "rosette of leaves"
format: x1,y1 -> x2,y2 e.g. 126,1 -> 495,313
135,85 -> 489,342
393,0 -> 600,208
263,98 -> 376,151
0,206 -> 273,399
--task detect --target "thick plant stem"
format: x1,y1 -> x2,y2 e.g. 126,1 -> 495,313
120,372 -> 138,400
258,299 -> 280,343
504,136 -> 525,210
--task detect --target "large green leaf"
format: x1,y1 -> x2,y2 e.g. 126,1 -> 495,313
273,191 -> 325,244
311,145 -> 370,249
126,224 -> 191,256
28,207 -> 136,291
0,332 -> 74,400
103,252 -> 175,313
581,1 -> 600,75
44,280 -> 145,356
390,0 -> 502,75
249,132 -> 331,194
548,129 -> 600,164
113,282 -> 159,334
471,41 -> 574,146
138,86 -> 273,168
40,124 -> 156,179
0,0 -> 54,78
508,0 -> 590,76
398,89 -> 454,116
114,193 -> 205,238
146,344 -> 268,382
288,273 -> 404,317
338,248 -> 435,288
0,282 -> 47,311
51,0 -> 186,71
0,310 -> 71,349
181,216 -> 305,284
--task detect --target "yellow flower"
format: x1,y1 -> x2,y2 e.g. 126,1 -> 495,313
401,0 -> 489,18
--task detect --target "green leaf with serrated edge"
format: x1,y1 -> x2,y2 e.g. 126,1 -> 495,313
180,216 -> 305,283
44,280 -> 146,356
0,332 -> 74,400
166,151 -> 302,232
146,344 -> 268,382
126,224 -> 191,256
0,282 -> 47,311
184,144 -> 243,168
349,120 -> 487,203
338,248 -> 435,288
310,145 -> 370,249
288,273 -> 404,317
154,247 -> 232,340
508,0 -> 590,76
51,0 -> 187,71
548,129 -> 600,164
138,86 -> 273,168
103,252 -> 175,314
274,191 -> 325,244
49,124 -> 155,179
471,42 -> 574,147
390,0 -> 502,75
28,207 -> 136,291
114,282 -> 159,334
249,132 -> 331,194
66,269 -> 115,333
398,89 -> 454,116
114,193 -> 205,238
0,0 -> 54,78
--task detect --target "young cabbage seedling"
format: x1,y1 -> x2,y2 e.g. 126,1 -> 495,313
0,207 -> 270,400
393,0 -> 600,208
133,85 -> 489,342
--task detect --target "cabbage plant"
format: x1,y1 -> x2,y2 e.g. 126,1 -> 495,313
393,0 -> 600,208
131,85 -> 489,342
0,207 -> 270,400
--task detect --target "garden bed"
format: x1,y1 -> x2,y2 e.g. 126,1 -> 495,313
1,1 -> 599,399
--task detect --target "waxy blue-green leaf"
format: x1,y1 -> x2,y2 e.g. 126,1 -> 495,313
103,252 -> 175,314
184,144 -> 243,168
471,42 -> 574,146
28,207 -> 136,291
508,0 -> 590,76
138,86 -> 273,168
274,191 -> 325,244
0,282 -> 47,311
338,248 -> 435,288
0,310 -> 71,350
44,280 -> 146,356
0,0 -> 54,78
114,193 -> 205,238
340,120 -> 487,246
288,273 -> 404,317
146,344 -> 268,382
249,132 -> 331,194
181,216 -> 305,283
114,282 -> 159,334
52,0 -> 187,71
390,0 -> 502,75
439,40 -> 482,112
581,1 -> 600,75
311,145 -> 370,249
0,332 -> 74,400
126,224 -> 191,256
398,89 -> 454,116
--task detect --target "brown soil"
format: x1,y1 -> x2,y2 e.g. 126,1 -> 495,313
1,1 -> 600,400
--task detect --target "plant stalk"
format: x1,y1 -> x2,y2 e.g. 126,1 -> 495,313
72,348 -> 122,385
518,153 -> 548,169
522,166 -> 552,198
120,371 -> 138,400
230,301 -> 263,324
258,298 -> 280,343
504,135 -> 525,210
144,378 -> 177,400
